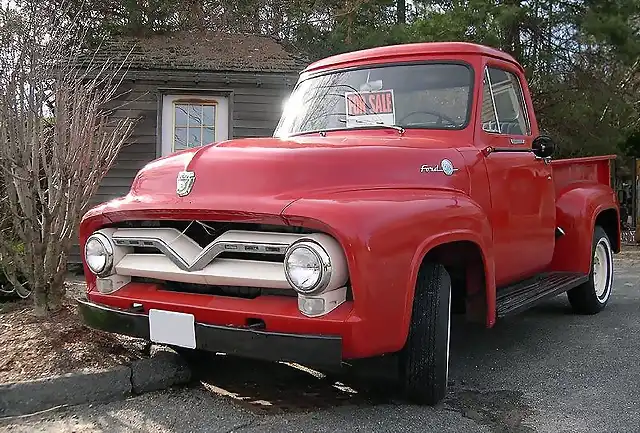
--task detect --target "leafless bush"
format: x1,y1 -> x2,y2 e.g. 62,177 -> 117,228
0,2 -> 137,315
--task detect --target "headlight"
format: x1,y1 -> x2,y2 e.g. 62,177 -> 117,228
284,241 -> 332,294
85,233 -> 114,277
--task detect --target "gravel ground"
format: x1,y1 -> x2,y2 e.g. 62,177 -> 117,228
2,248 -> 639,432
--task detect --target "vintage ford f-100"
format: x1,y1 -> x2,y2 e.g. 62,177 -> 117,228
78,42 -> 620,405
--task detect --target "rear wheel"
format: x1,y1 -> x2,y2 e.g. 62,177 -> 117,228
567,225 -> 614,314
398,262 -> 451,405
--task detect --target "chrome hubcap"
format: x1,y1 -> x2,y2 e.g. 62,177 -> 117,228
593,239 -> 610,301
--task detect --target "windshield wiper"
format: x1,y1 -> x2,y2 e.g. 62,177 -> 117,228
338,117 -> 405,134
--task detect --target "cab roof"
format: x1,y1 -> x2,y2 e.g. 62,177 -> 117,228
303,42 -> 521,74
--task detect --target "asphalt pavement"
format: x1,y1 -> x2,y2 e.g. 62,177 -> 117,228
2,250 -> 639,433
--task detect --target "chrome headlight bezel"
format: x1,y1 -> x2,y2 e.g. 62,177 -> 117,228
284,240 -> 332,295
84,232 -> 114,277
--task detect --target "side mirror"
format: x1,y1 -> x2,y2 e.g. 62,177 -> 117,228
532,135 -> 556,158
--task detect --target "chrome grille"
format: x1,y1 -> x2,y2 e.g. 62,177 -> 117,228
110,220 -> 312,248
111,228 -> 300,272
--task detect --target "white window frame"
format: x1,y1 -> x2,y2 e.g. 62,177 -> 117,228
160,94 -> 230,157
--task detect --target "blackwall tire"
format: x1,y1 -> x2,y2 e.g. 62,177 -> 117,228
399,262 -> 451,405
567,225 -> 614,314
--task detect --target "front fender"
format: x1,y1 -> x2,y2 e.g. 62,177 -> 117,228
549,184 -> 619,274
282,188 -> 495,358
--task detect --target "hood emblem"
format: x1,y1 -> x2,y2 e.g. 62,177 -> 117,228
420,159 -> 458,176
176,171 -> 196,196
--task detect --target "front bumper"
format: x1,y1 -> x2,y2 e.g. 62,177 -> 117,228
77,298 -> 343,367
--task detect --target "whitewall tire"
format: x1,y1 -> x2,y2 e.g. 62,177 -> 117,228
568,225 -> 614,314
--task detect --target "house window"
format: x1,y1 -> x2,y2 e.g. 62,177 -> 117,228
173,102 -> 217,152
161,94 -> 230,157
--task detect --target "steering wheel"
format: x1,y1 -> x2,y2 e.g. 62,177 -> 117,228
398,110 -> 459,127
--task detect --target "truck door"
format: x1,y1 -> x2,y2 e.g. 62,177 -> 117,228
477,61 -> 556,287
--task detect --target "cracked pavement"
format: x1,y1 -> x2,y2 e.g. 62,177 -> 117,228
2,249 -> 639,433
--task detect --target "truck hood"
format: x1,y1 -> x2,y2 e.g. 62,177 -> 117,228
106,135 -> 470,217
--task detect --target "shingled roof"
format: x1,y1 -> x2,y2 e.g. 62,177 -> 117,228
88,31 -> 308,73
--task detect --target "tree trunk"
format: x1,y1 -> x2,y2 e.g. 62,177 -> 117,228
188,0 -> 206,29
33,281 -> 65,316
397,0 -> 406,24
346,11 -> 353,45
502,0 -> 522,61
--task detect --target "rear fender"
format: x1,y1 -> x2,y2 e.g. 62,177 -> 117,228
549,184 -> 620,274
282,188 -> 495,357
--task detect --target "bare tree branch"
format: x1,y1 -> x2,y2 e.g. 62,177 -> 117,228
0,0 -> 137,315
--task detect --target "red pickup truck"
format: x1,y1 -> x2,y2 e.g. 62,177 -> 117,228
78,42 -> 620,405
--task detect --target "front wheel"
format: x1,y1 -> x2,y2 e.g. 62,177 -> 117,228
398,262 -> 452,405
567,225 -> 614,314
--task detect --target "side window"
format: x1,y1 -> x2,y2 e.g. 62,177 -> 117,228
481,68 -> 500,133
481,66 -> 531,136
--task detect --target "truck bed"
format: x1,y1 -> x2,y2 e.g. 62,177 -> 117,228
551,155 -> 616,196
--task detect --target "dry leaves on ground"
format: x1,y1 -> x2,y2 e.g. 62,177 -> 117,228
616,244 -> 640,267
0,297 -> 147,384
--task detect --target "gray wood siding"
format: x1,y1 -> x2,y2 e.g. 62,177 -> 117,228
69,70 -> 298,264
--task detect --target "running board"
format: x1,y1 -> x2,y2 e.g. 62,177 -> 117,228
496,272 -> 588,318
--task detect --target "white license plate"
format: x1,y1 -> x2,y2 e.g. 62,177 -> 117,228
148,309 -> 196,349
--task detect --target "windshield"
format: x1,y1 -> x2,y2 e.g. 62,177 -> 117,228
274,62 -> 473,137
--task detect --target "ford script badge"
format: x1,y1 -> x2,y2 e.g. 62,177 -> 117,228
176,171 -> 196,197
420,159 -> 459,176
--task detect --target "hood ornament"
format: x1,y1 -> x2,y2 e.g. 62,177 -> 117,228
176,171 -> 196,197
